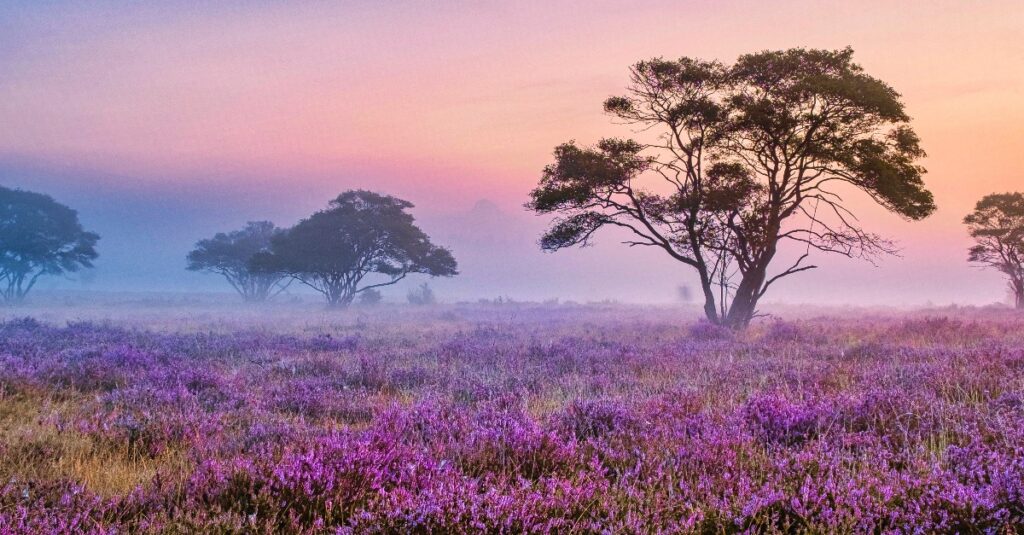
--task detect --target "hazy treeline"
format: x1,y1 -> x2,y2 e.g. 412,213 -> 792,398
3,48 -> 1023,326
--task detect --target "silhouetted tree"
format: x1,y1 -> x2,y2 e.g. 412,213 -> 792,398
358,288 -> 383,306
528,48 -> 934,329
407,282 -> 436,305
0,186 -> 99,304
253,190 -> 457,307
187,221 -> 288,302
965,192 -> 1024,309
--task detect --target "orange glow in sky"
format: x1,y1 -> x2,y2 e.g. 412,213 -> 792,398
1,1 -> 1022,304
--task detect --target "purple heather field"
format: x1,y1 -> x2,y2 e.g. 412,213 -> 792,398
1,301 -> 1023,533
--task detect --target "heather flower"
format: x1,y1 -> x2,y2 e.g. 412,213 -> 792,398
1,312 -> 1023,532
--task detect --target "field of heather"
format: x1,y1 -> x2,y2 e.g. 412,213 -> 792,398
1,304 -> 1023,533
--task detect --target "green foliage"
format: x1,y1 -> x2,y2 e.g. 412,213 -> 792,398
965,193 -> 1024,245
253,190 -> 457,307
0,186 -> 99,303
528,139 -> 649,214
187,221 -> 287,302
527,47 -> 935,328
964,192 -> 1024,307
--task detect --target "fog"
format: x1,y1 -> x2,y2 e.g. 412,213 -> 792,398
0,157 -> 1011,308
2,1 -> 1021,308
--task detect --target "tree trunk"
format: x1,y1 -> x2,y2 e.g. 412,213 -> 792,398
694,266 -> 765,330
724,281 -> 760,330
694,263 -> 769,330
325,285 -> 356,308
724,261 -> 771,330
725,220 -> 785,330
696,270 -> 721,325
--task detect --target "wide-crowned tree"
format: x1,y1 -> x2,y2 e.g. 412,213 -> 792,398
252,190 -> 457,307
965,192 -> 1024,309
527,47 -> 935,329
187,221 -> 289,302
0,186 -> 99,304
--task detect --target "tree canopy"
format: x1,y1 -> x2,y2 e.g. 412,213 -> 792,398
187,221 -> 289,302
528,47 -> 935,329
252,190 -> 457,307
0,186 -> 99,303
964,192 -> 1024,308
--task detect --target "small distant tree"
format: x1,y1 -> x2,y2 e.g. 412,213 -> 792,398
527,48 -> 935,329
358,288 -> 383,306
0,186 -> 99,304
407,283 -> 436,305
965,192 -> 1024,309
253,190 -> 457,308
187,221 -> 289,302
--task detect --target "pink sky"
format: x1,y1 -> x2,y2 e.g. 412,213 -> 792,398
1,1 -> 1023,305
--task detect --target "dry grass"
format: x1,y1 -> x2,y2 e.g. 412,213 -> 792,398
0,390 -> 191,497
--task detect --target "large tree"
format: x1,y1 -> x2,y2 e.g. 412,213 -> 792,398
528,48 -> 935,329
187,221 -> 289,302
252,190 -> 457,307
0,186 -> 99,304
965,192 -> 1024,309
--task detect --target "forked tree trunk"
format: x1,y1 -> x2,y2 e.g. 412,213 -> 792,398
714,225 -> 781,330
326,289 -> 356,309
696,251 -> 778,330
697,266 -> 767,331
724,266 -> 768,330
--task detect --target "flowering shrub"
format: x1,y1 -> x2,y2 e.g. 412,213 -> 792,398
687,319 -> 734,341
0,309 -> 1022,532
742,393 -> 831,446
763,319 -> 805,343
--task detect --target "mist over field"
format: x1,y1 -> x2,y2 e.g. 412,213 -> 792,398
3,1 -> 1024,532
2,1 -> 1022,307
0,159 -> 1011,307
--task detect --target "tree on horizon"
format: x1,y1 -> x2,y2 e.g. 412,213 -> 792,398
0,186 -> 99,304
527,47 -> 935,329
965,192 -> 1024,309
252,190 -> 457,308
187,221 -> 290,302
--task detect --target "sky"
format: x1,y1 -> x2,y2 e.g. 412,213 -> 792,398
1,0 -> 1022,306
